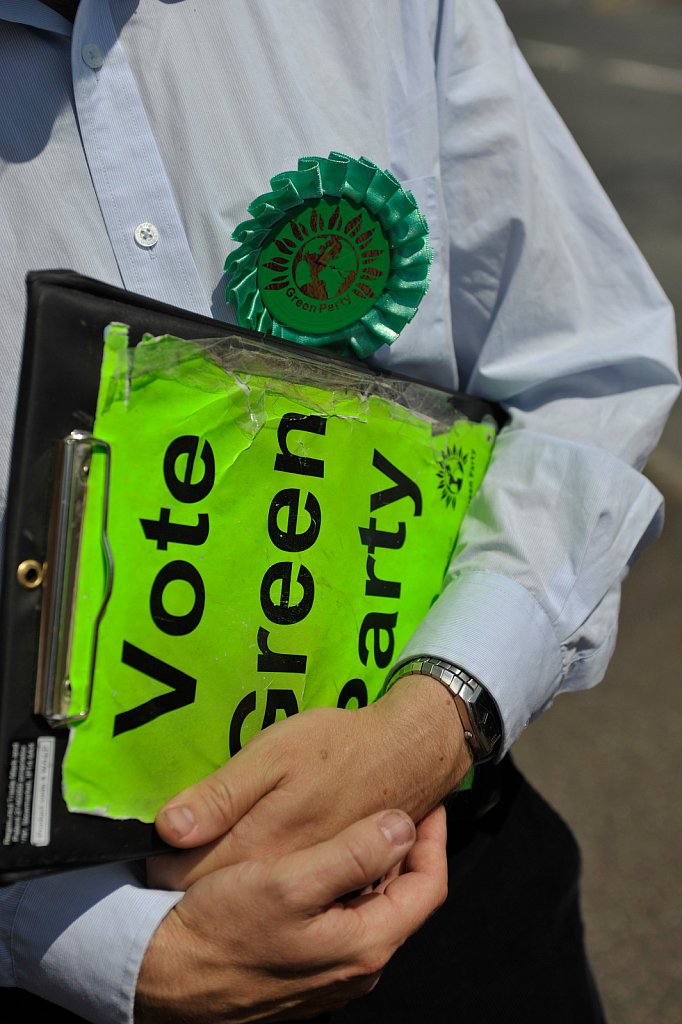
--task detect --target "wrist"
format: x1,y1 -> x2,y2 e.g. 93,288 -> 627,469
136,907 -> 198,1024
386,658 -> 502,764
373,672 -> 473,812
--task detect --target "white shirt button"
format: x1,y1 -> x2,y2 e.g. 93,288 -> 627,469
134,222 -> 160,249
81,43 -> 104,70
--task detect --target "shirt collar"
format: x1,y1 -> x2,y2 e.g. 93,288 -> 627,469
0,0 -> 73,35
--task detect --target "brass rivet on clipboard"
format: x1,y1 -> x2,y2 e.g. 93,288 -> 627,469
17,559 -> 45,589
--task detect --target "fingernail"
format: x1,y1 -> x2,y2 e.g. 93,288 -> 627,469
161,804 -> 195,840
379,811 -> 414,846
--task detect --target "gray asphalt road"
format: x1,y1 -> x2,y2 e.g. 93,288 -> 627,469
497,3 -> 681,1022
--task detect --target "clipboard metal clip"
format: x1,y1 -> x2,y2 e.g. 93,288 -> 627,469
34,431 -> 113,727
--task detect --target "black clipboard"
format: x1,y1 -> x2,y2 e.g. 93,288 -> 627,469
0,271 -> 503,882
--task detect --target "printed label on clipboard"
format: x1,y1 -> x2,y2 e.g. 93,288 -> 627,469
31,737 -> 56,846
2,737 -> 54,847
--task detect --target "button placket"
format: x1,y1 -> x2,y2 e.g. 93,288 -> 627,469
71,2 -> 210,314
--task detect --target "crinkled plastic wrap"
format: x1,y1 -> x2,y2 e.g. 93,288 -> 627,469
63,325 -> 497,822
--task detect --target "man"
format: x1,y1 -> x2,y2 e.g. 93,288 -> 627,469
1,1 -> 679,1022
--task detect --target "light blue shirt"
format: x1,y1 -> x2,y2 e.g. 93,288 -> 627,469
0,1 -> 679,1021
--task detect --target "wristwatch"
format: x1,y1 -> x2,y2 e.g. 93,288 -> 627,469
386,657 -> 502,763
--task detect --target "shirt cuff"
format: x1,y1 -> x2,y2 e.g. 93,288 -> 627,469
393,569 -> 564,753
5,861 -> 181,1024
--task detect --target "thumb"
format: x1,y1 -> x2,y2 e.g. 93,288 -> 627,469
155,741 -> 278,847
274,810 -> 416,914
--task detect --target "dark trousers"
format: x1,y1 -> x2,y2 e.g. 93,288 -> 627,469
329,756 -> 605,1023
4,759 -> 605,1023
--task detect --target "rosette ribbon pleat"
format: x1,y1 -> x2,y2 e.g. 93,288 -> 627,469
224,152 -> 433,358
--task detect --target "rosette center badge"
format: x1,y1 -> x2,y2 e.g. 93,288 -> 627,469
225,153 -> 432,359
258,198 -> 390,334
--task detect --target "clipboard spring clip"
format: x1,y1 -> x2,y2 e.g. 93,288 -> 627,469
33,431 -> 113,727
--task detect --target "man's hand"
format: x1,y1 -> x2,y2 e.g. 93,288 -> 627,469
136,806 -> 447,1024
149,675 -> 470,891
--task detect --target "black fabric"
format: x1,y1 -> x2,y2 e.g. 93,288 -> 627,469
2,989 -> 90,1021
330,757 -> 606,1024
2,759 -> 605,1023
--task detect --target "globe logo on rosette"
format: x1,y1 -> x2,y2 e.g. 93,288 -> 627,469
257,197 -> 391,335
224,152 -> 432,359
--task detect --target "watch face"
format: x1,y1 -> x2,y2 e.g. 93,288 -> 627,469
469,689 -> 502,761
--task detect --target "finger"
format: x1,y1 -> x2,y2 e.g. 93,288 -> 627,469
146,844 -> 220,891
270,810 -> 417,915
368,859 -> 402,896
347,804 -> 448,944
155,737 -> 281,847
343,807 -> 445,904
404,803 -> 447,874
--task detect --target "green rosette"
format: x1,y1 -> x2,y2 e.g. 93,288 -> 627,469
224,152 -> 433,359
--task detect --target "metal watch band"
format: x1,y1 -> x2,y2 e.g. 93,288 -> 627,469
386,657 -> 502,763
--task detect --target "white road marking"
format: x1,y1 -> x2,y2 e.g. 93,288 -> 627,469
521,40 -> 585,74
521,40 -> 682,95
606,57 -> 682,96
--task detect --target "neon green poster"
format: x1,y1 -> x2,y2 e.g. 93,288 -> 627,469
63,326 -> 495,821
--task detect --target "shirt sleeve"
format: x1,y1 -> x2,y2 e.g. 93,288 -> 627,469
395,0 -> 680,750
0,865 -> 181,1024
